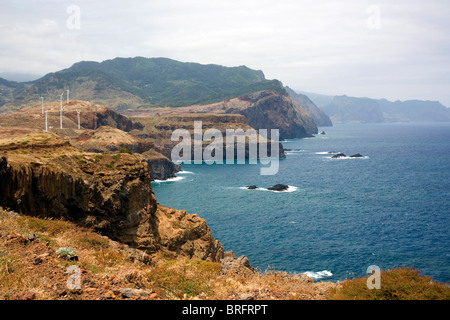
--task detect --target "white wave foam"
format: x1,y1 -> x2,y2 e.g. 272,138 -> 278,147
303,270 -> 333,280
177,170 -> 194,174
327,156 -> 370,160
283,186 -> 298,193
316,151 -> 342,155
286,150 -> 304,155
152,176 -> 185,183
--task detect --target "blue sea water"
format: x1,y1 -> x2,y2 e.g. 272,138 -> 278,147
151,123 -> 450,283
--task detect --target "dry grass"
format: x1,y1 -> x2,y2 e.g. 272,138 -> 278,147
1,209 -> 448,300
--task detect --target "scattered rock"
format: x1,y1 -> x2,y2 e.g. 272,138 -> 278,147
332,153 -> 347,158
350,154 -> 364,158
104,290 -> 116,300
26,234 -> 38,242
37,252 -> 50,259
267,184 -> 289,192
246,185 -> 258,190
221,252 -> 254,276
33,257 -> 43,265
57,289 -> 67,297
11,291 -> 36,300
119,288 -> 153,299
121,290 -> 134,299
149,293 -> 158,300
70,288 -> 82,295
66,255 -> 79,261
239,293 -> 255,300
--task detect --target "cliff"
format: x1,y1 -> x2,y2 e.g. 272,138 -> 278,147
0,101 -> 180,181
0,133 -> 223,262
285,87 -> 333,127
141,149 -> 181,181
127,112 -> 286,160
125,91 -> 318,140
227,91 -> 318,139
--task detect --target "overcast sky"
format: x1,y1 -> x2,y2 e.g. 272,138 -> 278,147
1,0 -> 449,106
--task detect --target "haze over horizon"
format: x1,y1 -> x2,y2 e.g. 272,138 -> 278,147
1,0 -> 449,107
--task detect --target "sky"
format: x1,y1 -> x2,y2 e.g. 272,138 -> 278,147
1,0 -> 449,106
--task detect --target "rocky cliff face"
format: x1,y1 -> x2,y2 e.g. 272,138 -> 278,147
60,101 -> 143,132
229,91 -> 318,139
129,112 -> 286,161
142,150 -> 181,181
0,137 -> 223,262
0,101 -> 181,181
285,87 -> 333,127
134,91 -> 318,140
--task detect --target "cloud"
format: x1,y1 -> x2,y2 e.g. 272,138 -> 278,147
0,0 -> 449,106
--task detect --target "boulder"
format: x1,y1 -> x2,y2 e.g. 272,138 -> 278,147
332,153 -> 347,158
220,251 -> 254,276
350,154 -> 364,158
267,184 -> 289,192
246,185 -> 258,190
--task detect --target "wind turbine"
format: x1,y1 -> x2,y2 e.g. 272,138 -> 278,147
76,110 -> 81,130
59,92 -> 64,129
40,96 -> 44,114
67,89 -> 70,104
45,110 -> 48,132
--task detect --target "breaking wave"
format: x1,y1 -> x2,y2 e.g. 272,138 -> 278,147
152,176 -> 185,183
303,270 -> 333,281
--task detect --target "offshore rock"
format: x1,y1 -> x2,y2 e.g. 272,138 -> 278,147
267,184 -> 289,192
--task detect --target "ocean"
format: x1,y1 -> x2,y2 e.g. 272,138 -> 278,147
151,122 -> 450,283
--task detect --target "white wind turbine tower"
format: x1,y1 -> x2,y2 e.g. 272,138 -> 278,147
40,96 -> 44,114
59,92 -> 64,129
77,110 -> 81,130
67,89 -> 70,104
45,110 -> 48,132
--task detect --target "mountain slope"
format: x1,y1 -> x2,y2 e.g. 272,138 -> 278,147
302,91 -> 450,124
378,99 -> 450,122
321,95 -> 385,124
0,77 -> 26,112
285,87 -> 332,127
4,57 -> 287,111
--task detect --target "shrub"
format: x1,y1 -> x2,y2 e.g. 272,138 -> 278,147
328,267 -> 450,300
56,247 -> 77,259
118,147 -> 132,154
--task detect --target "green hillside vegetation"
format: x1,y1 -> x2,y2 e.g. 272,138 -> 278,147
3,57 -> 286,112
0,78 -> 26,111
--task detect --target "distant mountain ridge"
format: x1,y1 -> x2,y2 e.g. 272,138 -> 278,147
285,87 -> 332,127
0,57 -> 287,113
300,91 -> 450,124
